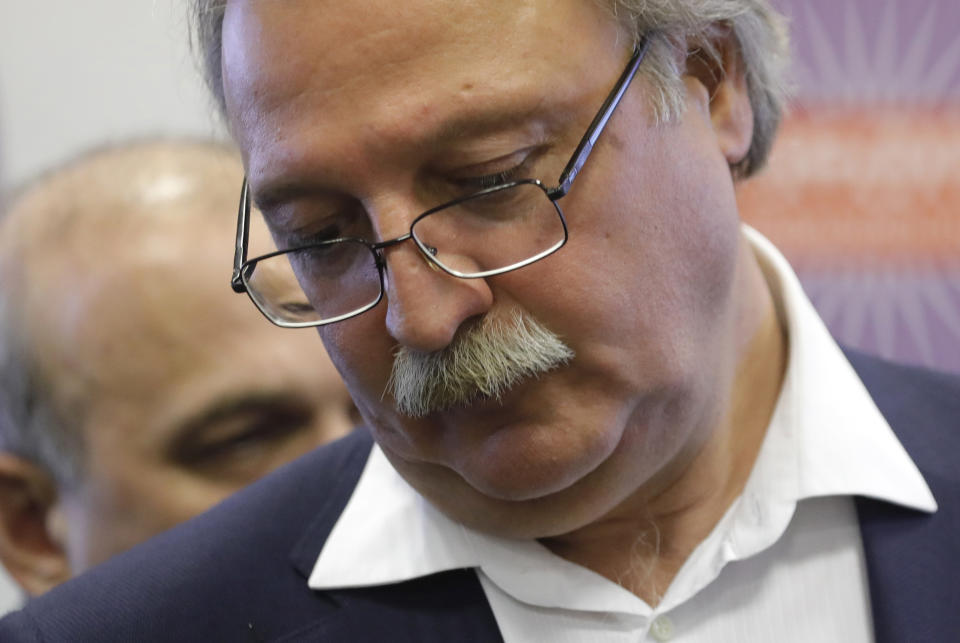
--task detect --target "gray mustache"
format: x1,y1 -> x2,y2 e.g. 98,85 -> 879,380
388,310 -> 574,417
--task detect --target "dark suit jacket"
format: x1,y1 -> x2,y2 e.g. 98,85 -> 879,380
0,350 -> 956,642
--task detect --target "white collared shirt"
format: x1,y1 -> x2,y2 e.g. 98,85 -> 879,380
309,226 -> 937,642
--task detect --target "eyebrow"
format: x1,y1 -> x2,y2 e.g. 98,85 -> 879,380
254,183 -> 323,214
252,96 -> 568,213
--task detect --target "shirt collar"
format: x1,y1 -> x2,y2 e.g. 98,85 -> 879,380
743,225 -> 936,512
309,225 -> 936,603
309,445 -> 648,612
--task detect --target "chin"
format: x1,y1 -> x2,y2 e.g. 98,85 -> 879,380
441,472 -> 622,541
454,406 -> 627,500
457,447 -> 604,504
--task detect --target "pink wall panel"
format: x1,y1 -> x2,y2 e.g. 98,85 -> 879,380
741,0 -> 960,372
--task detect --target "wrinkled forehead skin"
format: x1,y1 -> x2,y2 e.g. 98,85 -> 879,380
220,0 -> 625,192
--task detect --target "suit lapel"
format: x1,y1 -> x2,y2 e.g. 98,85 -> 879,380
284,429 -> 503,642
847,349 -> 960,643
289,428 -> 375,578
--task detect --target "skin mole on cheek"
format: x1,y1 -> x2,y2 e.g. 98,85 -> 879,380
605,131 -> 627,152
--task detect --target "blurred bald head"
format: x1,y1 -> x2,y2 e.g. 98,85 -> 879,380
0,140 -> 356,593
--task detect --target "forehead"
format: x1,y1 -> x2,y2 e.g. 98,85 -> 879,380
24,211 -> 268,378
221,0 -> 624,187
28,221 -> 234,353
30,217 -> 340,431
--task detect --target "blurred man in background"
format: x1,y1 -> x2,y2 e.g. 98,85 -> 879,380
0,140 -> 357,596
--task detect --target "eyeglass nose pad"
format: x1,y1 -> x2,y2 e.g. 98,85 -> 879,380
422,244 -> 440,272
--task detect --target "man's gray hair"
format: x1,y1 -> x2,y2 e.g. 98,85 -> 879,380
0,217 -> 84,488
0,147 -> 134,488
189,0 -> 789,177
0,145 -> 134,489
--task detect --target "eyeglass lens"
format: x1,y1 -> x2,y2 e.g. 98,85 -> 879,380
243,182 -> 565,325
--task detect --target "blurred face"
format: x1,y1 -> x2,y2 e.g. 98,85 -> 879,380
223,0 -> 745,538
37,219 -> 355,573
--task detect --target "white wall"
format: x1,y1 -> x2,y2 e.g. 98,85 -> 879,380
0,0 -> 226,614
0,0 -> 226,194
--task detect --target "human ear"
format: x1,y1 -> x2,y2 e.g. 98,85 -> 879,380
0,452 -> 71,596
683,28 -> 754,169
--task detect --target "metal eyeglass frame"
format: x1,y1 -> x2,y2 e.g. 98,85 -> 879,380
231,36 -> 650,328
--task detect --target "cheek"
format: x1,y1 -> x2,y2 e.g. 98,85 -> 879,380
63,477 -> 181,570
599,118 -> 739,311
317,311 -> 395,404
502,121 -> 742,386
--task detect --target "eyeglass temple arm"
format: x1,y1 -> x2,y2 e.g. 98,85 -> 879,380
551,36 -> 650,199
231,178 -> 252,293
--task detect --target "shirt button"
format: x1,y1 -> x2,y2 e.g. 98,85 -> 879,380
650,615 -> 674,641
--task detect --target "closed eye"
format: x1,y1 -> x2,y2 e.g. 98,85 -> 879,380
446,145 -> 544,193
454,165 -> 526,191
275,208 -> 374,249
166,393 -> 315,480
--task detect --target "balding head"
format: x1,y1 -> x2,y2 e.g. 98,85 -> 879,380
0,140 -> 356,593
0,140 -> 244,484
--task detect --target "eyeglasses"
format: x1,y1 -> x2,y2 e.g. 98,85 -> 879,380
231,37 -> 650,328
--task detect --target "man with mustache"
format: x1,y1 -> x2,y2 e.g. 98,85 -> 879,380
1,1 -> 957,641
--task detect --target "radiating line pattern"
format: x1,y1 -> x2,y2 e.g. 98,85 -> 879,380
743,0 -> 960,373
787,0 -> 960,105
802,269 -> 960,374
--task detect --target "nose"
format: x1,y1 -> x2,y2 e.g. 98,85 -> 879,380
382,240 -> 493,353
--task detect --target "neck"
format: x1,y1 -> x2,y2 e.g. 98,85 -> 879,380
541,236 -> 787,605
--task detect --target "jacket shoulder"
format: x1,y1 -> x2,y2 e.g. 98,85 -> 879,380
0,429 -> 374,642
845,352 -> 960,641
845,348 -> 960,481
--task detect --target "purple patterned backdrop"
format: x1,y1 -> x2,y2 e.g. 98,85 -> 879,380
741,0 -> 960,374
783,0 -> 960,104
